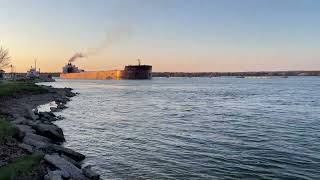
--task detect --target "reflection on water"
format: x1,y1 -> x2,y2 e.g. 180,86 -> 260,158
40,77 -> 320,179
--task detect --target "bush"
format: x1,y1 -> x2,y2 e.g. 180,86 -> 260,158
0,82 -> 48,97
0,117 -> 16,143
0,154 -> 42,180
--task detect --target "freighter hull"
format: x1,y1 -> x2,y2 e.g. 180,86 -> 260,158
60,65 -> 152,80
60,70 -> 124,80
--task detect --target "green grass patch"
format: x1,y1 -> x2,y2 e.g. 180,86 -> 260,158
0,117 -> 16,143
0,81 -> 48,97
0,154 -> 42,180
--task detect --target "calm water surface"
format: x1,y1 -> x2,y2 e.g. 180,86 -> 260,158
42,77 -> 320,179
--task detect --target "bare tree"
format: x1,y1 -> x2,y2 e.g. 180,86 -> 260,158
0,46 -> 10,69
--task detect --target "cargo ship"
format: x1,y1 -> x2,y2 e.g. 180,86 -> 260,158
60,60 -> 152,80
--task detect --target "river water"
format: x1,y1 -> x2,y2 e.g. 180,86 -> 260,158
41,77 -> 320,179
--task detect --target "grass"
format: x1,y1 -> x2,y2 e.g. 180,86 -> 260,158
0,154 -> 42,180
0,81 -> 48,97
0,118 -> 42,179
0,117 -> 16,143
0,82 -> 45,179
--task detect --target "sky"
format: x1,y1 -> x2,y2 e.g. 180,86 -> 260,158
0,0 -> 320,72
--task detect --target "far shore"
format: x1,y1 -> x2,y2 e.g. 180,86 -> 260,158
6,70 -> 320,78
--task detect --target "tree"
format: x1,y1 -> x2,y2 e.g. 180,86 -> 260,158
0,46 -> 10,69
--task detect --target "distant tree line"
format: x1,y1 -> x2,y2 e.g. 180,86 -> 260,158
152,71 -> 320,77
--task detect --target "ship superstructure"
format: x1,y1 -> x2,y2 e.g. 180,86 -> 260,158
62,63 -> 84,73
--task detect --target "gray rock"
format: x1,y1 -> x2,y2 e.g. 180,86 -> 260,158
32,123 -> 65,142
24,108 -> 39,120
26,120 -> 39,127
64,87 -> 73,91
50,144 -> 85,162
66,92 -> 76,97
50,107 -> 58,112
11,118 -> 29,125
33,108 -> 39,115
24,132 -> 52,143
47,88 -> 57,93
82,165 -> 100,180
15,124 -> 36,134
39,117 -> 55,123
13,127 -> 25,141
44,154 -> 88,180
59,170 -> 70,179
18,143 -> 34,153
23,136 -> 49,149
39,112 -> 56,119
55,98 -> 68,104
57,103 -> 67,110
14,124 -> 36,140
61,154 -> 82,168
38,112 -> 57,122
44,170 -> 63,180
48,111 -> 55,117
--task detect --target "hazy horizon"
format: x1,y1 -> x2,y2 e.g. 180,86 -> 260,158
1,0 -> 320,72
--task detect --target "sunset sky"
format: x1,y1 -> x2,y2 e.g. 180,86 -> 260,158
0,0 -> 320,72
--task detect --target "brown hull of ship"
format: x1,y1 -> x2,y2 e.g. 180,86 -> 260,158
60,70 -> 124,80
60,65 -> 152,80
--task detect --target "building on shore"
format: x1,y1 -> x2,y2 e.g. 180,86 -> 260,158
0,70 -> 4,79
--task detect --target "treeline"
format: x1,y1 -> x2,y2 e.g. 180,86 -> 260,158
153,71 -> 320,77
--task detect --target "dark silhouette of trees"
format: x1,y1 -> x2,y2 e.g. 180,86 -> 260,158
0,47 -> 10,69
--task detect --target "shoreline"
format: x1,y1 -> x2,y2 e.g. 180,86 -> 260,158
0,83 -> 100,179
9,70 -> 320,78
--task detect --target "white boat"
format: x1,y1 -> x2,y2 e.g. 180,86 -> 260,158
26,60 -> 40,79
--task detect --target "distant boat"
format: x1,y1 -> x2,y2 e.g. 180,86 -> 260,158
26,68 -> 40,79
236,76 -> 245,78
26,59 -> 40,79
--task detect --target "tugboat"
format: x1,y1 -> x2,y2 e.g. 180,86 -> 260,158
26,59 -> 40,79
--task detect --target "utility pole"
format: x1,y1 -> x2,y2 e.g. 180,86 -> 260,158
10,64 -> 15,80
10,65 -> 13,80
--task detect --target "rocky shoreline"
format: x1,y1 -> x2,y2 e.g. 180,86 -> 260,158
0,85 -> 100,180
